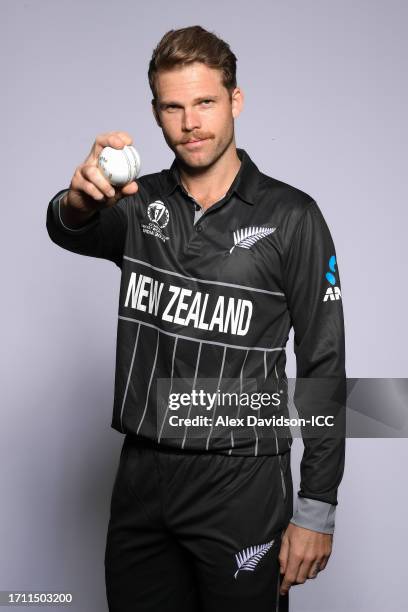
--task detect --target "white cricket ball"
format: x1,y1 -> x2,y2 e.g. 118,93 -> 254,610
98,145 -> 141,186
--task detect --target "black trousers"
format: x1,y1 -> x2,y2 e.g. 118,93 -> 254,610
105,434 -> 293,611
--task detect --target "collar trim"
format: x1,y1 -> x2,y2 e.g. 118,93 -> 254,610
162,148 -> 259,205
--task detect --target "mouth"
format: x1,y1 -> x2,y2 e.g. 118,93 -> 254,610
182,138 -> 209,149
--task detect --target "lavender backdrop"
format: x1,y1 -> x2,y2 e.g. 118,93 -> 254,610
1,0 -> 407,610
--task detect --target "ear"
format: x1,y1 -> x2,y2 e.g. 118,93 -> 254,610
151,100 -> 162,127
231,87 -> 244,119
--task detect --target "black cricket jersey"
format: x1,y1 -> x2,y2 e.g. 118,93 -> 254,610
46,148 -> 346,533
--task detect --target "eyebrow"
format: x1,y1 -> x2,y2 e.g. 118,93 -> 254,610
158,95 -> 220,109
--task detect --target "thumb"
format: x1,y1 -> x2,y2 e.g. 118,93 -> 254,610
120,180 -> 139,196
106,181 -> 139,206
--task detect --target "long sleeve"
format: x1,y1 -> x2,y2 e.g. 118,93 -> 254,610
282,199 -> 346,533
46,189 -> 128,268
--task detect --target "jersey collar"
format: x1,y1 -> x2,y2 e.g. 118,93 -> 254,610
162,147 -> 260,205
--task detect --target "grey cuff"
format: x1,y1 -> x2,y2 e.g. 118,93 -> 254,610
290,497 -> 336,534
51,190 -> 99,234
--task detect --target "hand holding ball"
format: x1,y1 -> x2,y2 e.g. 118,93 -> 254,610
98,145 -> 141,186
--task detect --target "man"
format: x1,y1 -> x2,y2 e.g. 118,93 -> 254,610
46,25 -> 346,612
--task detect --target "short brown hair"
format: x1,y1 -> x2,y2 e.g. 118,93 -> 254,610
148,25 -> 237,107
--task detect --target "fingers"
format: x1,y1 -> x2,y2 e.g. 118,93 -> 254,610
67,132 -> 137,213
90,131 -> 133,160
120,181 -> 139,195
72,165 -> 115,201
278,524 -> 332,596
103,180 -> 139,208
70,166 -> 138,209
295,555 -> 326,584
279,548 -> 302,596
82,165 -> 116,198
307,561 -> 322,579
317,555 -> 329,572
278,531 -> 289,575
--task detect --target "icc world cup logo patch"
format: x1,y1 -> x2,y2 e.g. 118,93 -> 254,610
141,200 -> 170,242
147,201 -> 169,229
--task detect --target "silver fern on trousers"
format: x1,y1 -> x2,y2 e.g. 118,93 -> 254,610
229,226 -> 276,253
234,539 -> 275,579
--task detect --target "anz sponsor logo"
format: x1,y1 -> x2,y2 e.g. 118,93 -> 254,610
323,255 -> 342,302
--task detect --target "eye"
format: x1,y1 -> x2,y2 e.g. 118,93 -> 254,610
201,99 -> 213,105
163,104 -> 180,112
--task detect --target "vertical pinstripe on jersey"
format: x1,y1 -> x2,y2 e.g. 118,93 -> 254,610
136,328 -> 160,434
275,363 -> 287,501
158,336 -> 179,443
263,350 -> 280,455
205,346 -> 227,450
120,322 -> 141,433
271,360 -> 279,454
118,315 -> 288,455
228,348 -> 249,455
181,341 -> 202,449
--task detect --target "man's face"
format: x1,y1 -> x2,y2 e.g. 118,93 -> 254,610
152,62 -> 243,170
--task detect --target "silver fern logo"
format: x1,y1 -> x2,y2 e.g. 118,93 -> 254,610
234,539 -> 275,579
230,226 -> 276,253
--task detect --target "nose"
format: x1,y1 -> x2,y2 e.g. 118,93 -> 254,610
182,107 -> 201,132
